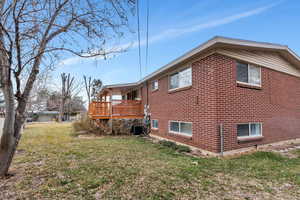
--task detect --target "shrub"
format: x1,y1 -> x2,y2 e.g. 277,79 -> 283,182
72,116 -> 134,136
159,140 -> 177,148
72,115 -> 104,136
176,145 -> 191,153
158,140 -> 191,153
72,115 -> 93,132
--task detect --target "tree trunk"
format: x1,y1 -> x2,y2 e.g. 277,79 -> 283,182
0,0 -> 19,175
0,0 -> 26,175
59,98 -> 65,122
0,100 -> 15,176
0,82 -> 19,177
0,96 -> 27,176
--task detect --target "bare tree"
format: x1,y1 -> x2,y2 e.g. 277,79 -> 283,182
59,73 -> 82,121
59,73 -> 73,122
0,0 -> 134,176
83,75 -> 102,104
83,75 -> 92,105
91,79 -> 102,101
47,91 -> 61,111
27,71 -> 52,113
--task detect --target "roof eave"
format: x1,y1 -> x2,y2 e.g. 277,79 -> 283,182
101,36 -> 300,90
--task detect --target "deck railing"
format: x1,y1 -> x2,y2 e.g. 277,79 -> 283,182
88,100 -> 144,119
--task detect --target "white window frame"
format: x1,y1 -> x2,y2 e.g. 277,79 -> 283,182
168,67 -> 192,91
169,120 -> 192,137
236,63 -> 261,87
237,122 -> 263,139
151,80 -> 159,91
151,119 -> 158,129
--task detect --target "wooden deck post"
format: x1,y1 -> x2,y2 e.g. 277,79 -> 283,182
110,94 -> 113,134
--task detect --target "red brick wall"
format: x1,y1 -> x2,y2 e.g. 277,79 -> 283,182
142,55 -> 220,152
142,53 -> 300,153
215,54 -> 300,151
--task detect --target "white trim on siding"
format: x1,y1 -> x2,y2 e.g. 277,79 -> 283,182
217,48 -> 300,77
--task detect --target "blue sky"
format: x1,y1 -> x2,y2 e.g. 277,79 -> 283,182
54,0 -> 300,86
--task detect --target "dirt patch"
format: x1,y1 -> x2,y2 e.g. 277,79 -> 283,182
147,135 -> 211,158
0,168 -> 25,200
210,173 -> 300,200
261,142 -> 300,158
77,134 -> 103,139
16,149 -> 26,155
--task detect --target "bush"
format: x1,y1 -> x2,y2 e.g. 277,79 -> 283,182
72,115 -> 105,136
158,140 -> 191,153
72,116 -> 135,136
72,115 -> 92,132
159,140 -> 177,148
176,145 -> 191,153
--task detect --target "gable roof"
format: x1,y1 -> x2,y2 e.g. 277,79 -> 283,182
103,36 -> 300,89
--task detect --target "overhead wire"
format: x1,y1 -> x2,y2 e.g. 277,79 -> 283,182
145,0 -> 149,74
137,0 -> 142,79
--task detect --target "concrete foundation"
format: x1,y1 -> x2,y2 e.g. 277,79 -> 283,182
96,118 -> 143,135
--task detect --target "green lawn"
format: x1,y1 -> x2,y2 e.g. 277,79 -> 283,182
1,123 -> 299,200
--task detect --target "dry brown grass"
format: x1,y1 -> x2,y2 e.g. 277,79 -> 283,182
0,123 -> 299,200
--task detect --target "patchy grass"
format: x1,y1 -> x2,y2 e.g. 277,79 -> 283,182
1,123 -> 299,200
158,140 -> 191,153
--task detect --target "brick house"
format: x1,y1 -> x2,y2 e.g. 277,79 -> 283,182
89,36 -> 300,154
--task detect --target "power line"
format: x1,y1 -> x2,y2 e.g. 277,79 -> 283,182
137,0 -> 142,79
145,0 -> 149,74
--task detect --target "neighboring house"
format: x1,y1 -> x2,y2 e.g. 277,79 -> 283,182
35,111 -> 59,122
89,36 -> 300,154
31,111 -> 82,122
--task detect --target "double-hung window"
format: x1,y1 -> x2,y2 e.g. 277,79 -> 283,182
151,80 -> 158,91
151,119 -> 158,129
237,62 -> 261,86
237,123 -> 262,138
169,121 -> 192,136
169,67 -> 192,90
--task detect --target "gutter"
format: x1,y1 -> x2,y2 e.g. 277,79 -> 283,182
102,36 -> 300,90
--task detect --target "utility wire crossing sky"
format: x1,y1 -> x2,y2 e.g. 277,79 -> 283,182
54,0 -> 299,88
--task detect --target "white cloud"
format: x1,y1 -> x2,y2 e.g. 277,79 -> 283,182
137,1 -> 281,47
57,53 -> 113,67
57,1 -> 280,67
58,56 -> 82,66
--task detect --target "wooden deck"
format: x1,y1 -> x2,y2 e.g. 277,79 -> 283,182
88,100 -> 144,119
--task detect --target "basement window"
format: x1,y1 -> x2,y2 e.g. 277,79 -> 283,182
151,119 -> 158,129
237,123 -> 262,138
237,62 -> 261,86
169,121 -> 192,136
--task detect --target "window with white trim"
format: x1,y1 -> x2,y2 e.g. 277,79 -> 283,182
237,62 -> 261,86
151,119 -> 158,129
169,121 -> 192,136
237,123 -> 262,138
151,80 -> 158,91
169,67 -> 192,90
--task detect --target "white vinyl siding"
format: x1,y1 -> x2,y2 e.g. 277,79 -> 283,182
151,119 -> 158,129
237,62 -> 261,86
237,123 -> 262,138
151,80 -> 158,91
169,67 -> 192,90
217,48 -> 300,78
169,121 -> 192,136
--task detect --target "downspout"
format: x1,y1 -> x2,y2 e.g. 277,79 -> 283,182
219,123 -> 224,156
146,81 -> 149,105
145,81 -> 150,134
